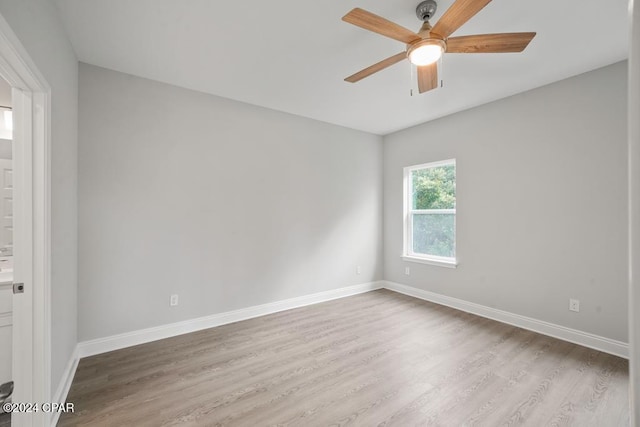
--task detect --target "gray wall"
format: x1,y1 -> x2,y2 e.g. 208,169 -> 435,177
78,64 -> 383,341
0,0 -> 78,395
384,61 -> 628,342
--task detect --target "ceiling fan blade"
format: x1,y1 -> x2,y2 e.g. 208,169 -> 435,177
417,62 -> 438,94
431,0 -> 492,39
447,32 -> 536,53
342,8 -> 421,44
345,52 -> 407,83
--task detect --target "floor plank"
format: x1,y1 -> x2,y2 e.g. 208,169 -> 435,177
59,289 -> 629,426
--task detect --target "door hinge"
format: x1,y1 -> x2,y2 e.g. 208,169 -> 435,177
12,282 -> 24,294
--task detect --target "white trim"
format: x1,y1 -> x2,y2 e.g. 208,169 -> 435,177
50,345 -> 79,427
383,281 -> 629,359
412,209 -> 455,214
31,92 -> 51,427
71,279 -> 627,388
78,281 -> 383,358
402,255 -> 458,268
629,0 -> 640,421
405,159 -> 456,171
0,12 -> 52,427
403,159 -> 457,266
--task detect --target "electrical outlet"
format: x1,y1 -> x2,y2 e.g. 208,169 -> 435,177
356,265 -> 361,275
569,298 -> 580,312
405,267 -> 410,276
170,294 -> 179,306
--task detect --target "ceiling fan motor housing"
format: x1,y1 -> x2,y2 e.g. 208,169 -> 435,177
416,0 -> 437,22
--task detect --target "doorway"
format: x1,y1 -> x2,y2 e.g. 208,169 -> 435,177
0,75 -> 13,427
0,13 -> 52,427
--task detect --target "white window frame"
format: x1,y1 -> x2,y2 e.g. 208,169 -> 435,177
402,159 -> 457,268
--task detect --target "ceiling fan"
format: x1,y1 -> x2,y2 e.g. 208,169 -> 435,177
342,0 -> 536,93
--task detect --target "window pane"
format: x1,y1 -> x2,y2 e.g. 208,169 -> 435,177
412,165 -> 455,209
412,213 -> 455,257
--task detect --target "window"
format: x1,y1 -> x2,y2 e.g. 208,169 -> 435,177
403,159 -> 456,267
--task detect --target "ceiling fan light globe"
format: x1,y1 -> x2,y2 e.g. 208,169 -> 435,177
409,44 -> 443,66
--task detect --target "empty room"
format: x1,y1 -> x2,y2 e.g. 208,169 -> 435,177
0,0 -> 638,426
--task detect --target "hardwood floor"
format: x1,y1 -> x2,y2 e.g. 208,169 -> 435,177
59,289 -> 629,426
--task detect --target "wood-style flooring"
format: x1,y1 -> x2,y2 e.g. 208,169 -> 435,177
59,289 -> 629,426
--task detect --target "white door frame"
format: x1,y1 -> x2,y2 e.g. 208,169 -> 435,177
0,12 -> 51,427
630,0 -> 640,424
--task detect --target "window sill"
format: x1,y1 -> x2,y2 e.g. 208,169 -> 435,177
402,255 -> 458,269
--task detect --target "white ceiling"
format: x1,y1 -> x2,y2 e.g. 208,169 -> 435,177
53,0 -> 629,135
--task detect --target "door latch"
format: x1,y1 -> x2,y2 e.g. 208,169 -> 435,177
13,282 -> 24,294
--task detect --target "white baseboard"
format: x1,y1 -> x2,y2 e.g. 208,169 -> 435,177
50,344 -> 79,426
76,278 -> 627,362
78,281 -> 383,358
383,281 -> 629,359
